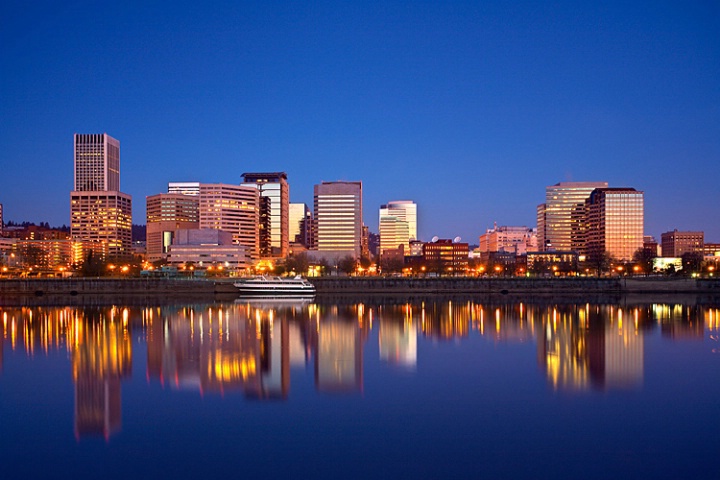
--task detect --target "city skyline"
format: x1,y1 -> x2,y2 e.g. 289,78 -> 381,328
1,2 -> 718,242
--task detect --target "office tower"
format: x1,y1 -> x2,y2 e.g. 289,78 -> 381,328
314,181 -> 363,258
379,216 -> 409,256
168,182 -> 200,196
537,181 -> 608,252
583,188 -> 644,261
242,172 -> 289,258
199,183 -> 259,262
70,134 -> 132,260
379,200 -> 417,256
73,133 -> 119,191
146,193 -> 199,262
660,230 -> 704,257
289,203 -> 313,247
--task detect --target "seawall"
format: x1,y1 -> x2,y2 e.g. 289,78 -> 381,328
1,277 -> 718,300
309,277 -> 720,295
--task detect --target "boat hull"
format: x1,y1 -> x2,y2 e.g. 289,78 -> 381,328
233,276 -> 316,296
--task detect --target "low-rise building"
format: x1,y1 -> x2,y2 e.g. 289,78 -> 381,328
167,229 -> 248,271
661,230 -> 704,257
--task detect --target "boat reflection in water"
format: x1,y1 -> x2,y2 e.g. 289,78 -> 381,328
0,300 -> 718,441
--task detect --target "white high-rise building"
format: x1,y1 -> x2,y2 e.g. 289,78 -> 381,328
379,200 -> 417,255
314,181 -> 362,258
74,133 -> 120,192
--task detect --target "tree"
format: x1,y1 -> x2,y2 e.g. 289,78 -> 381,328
80,251 -> 105,277
359,256 -> 372,270
316,257 -> 330,276
285,253 -> 310,275
337,256 -> 357,275
529,258 -> 550,276
585,251 -> 613,277
632,248 -> 656,276
681,252 -> 703,276
380,254 -> 404,274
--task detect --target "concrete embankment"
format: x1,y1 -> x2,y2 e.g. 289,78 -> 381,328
309,277 -> 720,295
1,277 -> 718,301
0,278 -> 238,297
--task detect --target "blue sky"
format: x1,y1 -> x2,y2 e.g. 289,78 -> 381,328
1,0 -> 718,243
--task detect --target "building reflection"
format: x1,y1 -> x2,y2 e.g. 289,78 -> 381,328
654,304 -> 705,340
145,301 -> 319,399
1,299 -> 720,431
310,305 -> 368,393
72,307 -> 132,439
0,306 -> 133,439
419,301 -> 470,340
706,308 -> 720,354
378,313 -> 417,369
538,305 -> 645,391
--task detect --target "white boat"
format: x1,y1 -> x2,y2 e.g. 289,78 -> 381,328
233,275 -> 316,296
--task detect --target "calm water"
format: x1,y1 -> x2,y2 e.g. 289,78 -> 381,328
1,297 -> 719,479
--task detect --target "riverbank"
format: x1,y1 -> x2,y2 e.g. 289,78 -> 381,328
1,276 -> 718,297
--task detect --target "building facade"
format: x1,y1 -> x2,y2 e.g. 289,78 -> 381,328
423,239 -> 469,275
479,225 -> 538,256
379,200 -> 417,256
582,188 -> 644,261
537,181 -> 608,252
168,182 -> 201,196
167,229 -> 248,270
289,203 -> 314,248
314,181 -> 363,258
74,133 -> 120,192
198,183 -> 259,262
660,230 -> 704,257
70,192 -> 132,260
146,193 -> 200,262
70,134 -> 132,261
242,172 -> 289,258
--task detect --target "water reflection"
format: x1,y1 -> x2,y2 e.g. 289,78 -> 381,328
1,300 -> 719,440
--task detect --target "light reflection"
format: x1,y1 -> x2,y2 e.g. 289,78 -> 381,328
0,299 -> 718,440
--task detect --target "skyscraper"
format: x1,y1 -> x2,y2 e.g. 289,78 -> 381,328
241,172 -> 289,258
74,133 -> 120,191
70,134 -> 132,260
314,181 -> 363,258
379,200 -> 417,256
582,188 -> 644,261
537,181 -> 608,252
199,183 -> 259,262
289,203 -> 313,247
